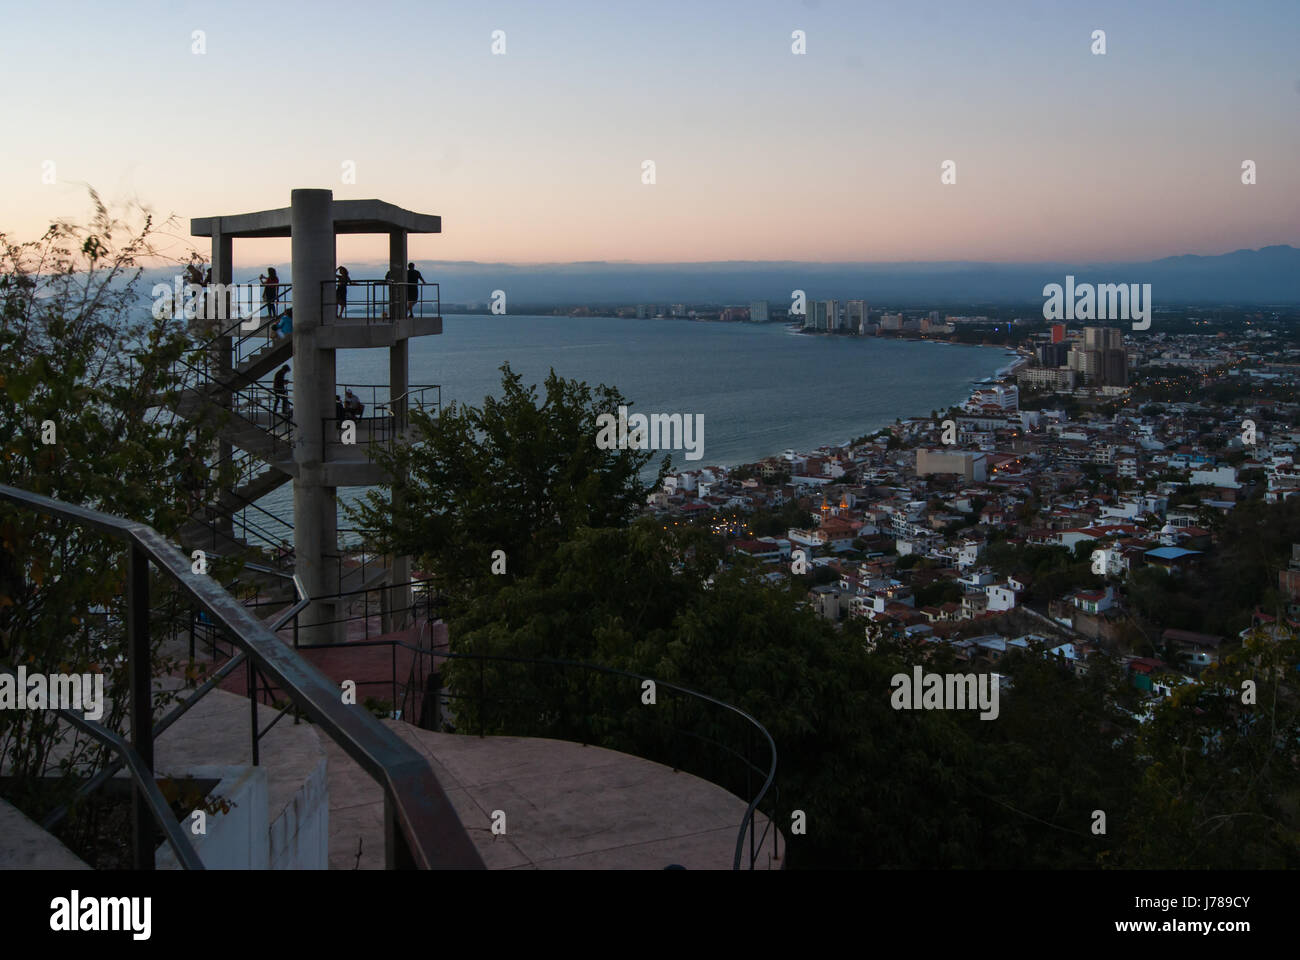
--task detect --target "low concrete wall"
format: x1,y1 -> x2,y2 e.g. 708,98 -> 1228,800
157,765 -> 269,869
156,754 -> 329,869
269,752 -> 329,869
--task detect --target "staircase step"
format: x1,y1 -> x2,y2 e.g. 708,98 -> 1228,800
218,469 -> 292,510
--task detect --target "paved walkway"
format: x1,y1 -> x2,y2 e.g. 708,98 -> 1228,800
326,723 -> 781,870
0,799 -> 91,869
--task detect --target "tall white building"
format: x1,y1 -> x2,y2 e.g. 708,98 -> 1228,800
846,300 -> 867,334
749,300 -> 769,323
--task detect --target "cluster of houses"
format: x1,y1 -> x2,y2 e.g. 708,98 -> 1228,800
643,327 -> 1300,711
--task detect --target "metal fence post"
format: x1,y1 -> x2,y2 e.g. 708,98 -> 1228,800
383,792 -> 416,869
581,671 -> 590,747
127,544 -> 154,870
746,723 -> 755,869
248,662 -> 260,766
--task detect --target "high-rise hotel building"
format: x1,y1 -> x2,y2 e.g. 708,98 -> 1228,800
1069,326 -> 1128,386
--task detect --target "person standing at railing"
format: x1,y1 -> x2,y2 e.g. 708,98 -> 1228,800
259,267 -> 280,330
381,265 -> 401,318
336,265 -> 350,318
273,364 -> 291,421
406,262 -> 424,318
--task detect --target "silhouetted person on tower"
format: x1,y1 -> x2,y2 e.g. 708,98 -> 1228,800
260,267 -> 280,329
406,262 -> 424,317
336,265 -> 350,318
273,364 -> 290,420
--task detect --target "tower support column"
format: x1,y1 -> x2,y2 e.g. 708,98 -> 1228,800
385,230 -> 412,632
291,189 -> 341,643
210,227 -> 234,539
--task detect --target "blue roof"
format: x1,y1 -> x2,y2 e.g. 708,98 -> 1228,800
1146,546 -> 1201,560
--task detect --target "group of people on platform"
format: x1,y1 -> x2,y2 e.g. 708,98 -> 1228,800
179,257 -> 423,435
183,259 -> 427,326
270,364 -> 368,435
269,365 -> 368,432
334,389 -> 365,428
336,263 -> 425,318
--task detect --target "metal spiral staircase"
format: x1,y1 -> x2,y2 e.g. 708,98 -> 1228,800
165,285 -> 300,613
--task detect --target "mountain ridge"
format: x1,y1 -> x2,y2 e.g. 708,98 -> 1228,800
143,244 -> 1300,306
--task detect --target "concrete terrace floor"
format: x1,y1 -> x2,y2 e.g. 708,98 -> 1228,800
327,722 -> 780,870
0,799 -> 91,869
151,619 -> 781,870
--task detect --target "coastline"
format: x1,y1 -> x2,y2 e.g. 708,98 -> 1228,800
643,336 -> 1013,481
254,323 -> 1010,533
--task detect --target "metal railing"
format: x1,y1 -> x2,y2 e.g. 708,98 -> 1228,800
323,279 -> 440,324
322,544 -> 386,597
325,384 -> 440,452
0,483 -> 484,870
378,385 -> 440,433
182,281 -> 294,371
0,664 -> 205,870
185,565 -> 300,664
272,576 -> 433,646
209,442 -> 283,500
167,352 -> 297,450
185,496 -> 296,566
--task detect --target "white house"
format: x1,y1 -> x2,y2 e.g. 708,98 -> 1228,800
958,570 -> 995,589
1190,465 -> 1239,489
986,582 -> 1019,612
1090,546 -> 1125,576
1072,586 -> 1116,615
957,540 -> 983,569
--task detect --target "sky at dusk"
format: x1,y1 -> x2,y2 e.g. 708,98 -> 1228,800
3,0 -> 1298,268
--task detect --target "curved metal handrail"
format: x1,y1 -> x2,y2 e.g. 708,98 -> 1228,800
443,650 -> 779,871
0,483 -> 483,870
291,602 -> 779,870
0,664 -> 205,869
167,351 -> 298,439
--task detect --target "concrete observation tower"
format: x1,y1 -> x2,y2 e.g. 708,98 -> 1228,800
187,189 -> 442,644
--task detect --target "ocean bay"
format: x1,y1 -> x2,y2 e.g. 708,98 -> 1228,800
252,315 -> 1005,532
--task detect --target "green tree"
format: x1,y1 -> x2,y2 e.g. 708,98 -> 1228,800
349,362 -> 666,611
1119,626 -> 1300,868
0,193 -> 219,841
